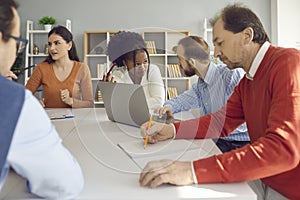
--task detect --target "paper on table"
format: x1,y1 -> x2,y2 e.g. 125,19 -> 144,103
118,139 -> 200,159
133,148 -> 211,169
46,109 -> 74,120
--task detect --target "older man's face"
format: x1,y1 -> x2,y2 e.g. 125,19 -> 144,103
212,18 -> 245,70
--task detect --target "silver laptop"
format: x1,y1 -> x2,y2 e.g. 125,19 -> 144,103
98,81 -> 180,127
98,81 -> 151,127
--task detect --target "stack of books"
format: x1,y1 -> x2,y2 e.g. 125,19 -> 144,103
167,64 -> 182,78
145,41 -> 157,54
97,89 -> 103,102
167,87 -> 178,99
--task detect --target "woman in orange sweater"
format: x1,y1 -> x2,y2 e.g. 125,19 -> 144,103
26,26 -> 94,108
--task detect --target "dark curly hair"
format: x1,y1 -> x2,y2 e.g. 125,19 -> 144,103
107,31 -> 151,79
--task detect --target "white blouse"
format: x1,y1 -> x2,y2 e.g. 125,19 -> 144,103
112,64 -> 165,111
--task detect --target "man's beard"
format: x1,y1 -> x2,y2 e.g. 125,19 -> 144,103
183,63 -> 196,77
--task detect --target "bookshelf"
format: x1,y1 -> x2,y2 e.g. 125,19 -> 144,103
203,18 -> 214,56
24,20 -> 71,84
203,18 -> 222,65
142,30 -> 190,101
83,31 -> 118,105
83,30 -> 190,105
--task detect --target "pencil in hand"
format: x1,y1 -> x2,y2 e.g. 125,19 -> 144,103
144,114 -> 152,149
143,135 -> 149,149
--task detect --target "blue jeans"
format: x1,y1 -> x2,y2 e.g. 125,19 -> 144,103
248,179 -> 288,200
213,138 -> 250,153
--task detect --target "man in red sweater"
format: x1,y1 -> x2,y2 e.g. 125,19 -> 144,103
139,3 -> 300,199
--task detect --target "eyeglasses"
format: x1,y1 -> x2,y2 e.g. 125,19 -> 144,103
4,34 -> 28,54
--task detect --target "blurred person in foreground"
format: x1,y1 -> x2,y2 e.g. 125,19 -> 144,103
0,0 -> 84,198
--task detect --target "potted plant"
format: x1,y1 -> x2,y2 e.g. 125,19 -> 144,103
38,16 -> 56,31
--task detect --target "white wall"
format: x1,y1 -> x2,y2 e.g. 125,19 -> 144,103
271,0 -> 300,49
16,0 -> 271,60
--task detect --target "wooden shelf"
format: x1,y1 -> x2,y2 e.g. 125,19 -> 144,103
83,30 -> 191,104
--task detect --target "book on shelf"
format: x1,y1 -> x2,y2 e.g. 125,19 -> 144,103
175,64 -> 182,77
97,63 -> 107,79
145,41 -> 157,54
97,89 -> 103,102
167,64 -> 174,78
167,64 -> 182,78
167,87 -> 178,99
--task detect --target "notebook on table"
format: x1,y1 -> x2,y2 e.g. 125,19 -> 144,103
98,81 -> 180,127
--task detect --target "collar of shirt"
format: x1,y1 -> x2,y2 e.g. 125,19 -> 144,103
203,62 -> 218,85
246,41 -> 271,80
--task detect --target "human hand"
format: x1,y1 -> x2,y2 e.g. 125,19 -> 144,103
60,89 -> 73,106
102,73 -> 116,83
154,106 -> 174,119
140,121 -> 175,144
4,71 -> 18,80
139,159 -> 194,188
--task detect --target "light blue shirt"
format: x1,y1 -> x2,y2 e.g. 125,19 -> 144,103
0,90 -> 84,199
164,62 -> 250,142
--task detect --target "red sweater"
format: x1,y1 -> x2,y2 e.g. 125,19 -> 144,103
174,46 -> 300,199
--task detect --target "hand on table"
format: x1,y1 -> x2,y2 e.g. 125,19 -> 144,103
139,159 -> 194,188
140,121 -> 175,144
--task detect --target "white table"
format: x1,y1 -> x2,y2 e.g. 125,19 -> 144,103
0,108 -> 257,199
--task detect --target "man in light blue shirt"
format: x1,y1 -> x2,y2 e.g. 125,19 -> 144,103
0,1 -> 84,199
156,36 -> 250,152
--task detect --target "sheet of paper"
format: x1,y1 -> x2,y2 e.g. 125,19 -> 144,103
46,108 -> 74,120
133,148 -> 211,169
118,139 -> 200,159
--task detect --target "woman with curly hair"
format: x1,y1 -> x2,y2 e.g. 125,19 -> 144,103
103,31 -> 165,110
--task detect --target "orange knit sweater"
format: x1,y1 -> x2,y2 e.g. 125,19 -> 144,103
26,61 -> 94,108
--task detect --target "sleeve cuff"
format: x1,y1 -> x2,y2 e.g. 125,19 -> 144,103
191,161 -> 198,184
170,123 -> 176,139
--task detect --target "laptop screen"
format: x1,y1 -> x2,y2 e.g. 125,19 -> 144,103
98,81 -> 151,127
